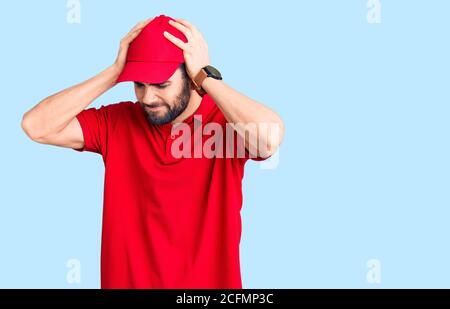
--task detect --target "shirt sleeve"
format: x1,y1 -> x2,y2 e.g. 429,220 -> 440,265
72,104 -> 111,157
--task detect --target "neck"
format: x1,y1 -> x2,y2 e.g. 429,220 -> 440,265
171,89 -> 202,124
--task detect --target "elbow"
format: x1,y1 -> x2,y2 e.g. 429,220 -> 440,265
271,116 -> 285,150
260,140 -> 281,158
259,119 -> 285,158
277,117 -> 285,146
21,112 -> 44,142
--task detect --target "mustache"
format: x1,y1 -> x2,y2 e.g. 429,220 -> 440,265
141,102 -> 170,109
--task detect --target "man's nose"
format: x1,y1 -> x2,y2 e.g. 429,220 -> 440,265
141,86 -> 158,104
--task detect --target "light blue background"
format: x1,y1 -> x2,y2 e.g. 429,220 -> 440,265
0,0 -> 449,288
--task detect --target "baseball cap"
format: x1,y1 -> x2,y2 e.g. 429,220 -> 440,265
116,14 -> 187,84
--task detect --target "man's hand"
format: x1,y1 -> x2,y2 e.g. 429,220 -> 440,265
21,19 -> 157,147
114,18 -> 153,71
163,18 -> 210,80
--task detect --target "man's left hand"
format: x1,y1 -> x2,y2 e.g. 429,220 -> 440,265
164,18 -> 210,81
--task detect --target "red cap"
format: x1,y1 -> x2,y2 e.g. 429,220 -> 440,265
116,15 -> 187,84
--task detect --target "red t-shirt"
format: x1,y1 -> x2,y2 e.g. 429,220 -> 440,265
73,94 -> 266,288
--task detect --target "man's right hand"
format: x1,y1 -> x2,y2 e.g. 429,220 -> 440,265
21,18 -> 154,149
114,18 -> 153,72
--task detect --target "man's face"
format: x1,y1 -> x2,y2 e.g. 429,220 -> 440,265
135,66 -> 191,125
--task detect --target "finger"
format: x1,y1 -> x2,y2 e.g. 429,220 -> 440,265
131,24 -> 147,35
163,31 -> 186,50
126,26 -> 142,37
128,18 -> 152,34
174,18 -> 196,30
174,18 -> 203,40
128,30 -> 141,41
140,17 -> 153,27
123,27 -> 145,44
131,22 -> 147,33
126,19 -> 151,39
130,21 -> 145,32
124,28 -> 142,42
168,20 -> 192,40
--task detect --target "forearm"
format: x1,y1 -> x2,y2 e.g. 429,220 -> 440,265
22,64 -> 121,140
202,77 -> 284,156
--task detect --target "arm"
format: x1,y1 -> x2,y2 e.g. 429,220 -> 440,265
21,65 -> 121,148
21,19 -> 152,148
202,78 -> 285,158
164,18 -> 284,159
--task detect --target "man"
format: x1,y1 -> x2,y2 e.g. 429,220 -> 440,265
21,14 -> 284,288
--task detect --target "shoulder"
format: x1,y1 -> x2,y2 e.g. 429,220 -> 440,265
99,101 -> 136,113
76,101 -> 137,130
95,101 -> 137,121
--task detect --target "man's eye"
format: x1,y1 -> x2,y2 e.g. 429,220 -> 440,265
135,82 -> 168,88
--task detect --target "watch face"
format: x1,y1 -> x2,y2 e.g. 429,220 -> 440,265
205,66 -> 222,79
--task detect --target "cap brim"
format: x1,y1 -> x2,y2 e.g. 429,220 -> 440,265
116,61 -> 181,84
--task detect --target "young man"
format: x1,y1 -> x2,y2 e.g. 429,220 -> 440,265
21,15 -> 284,288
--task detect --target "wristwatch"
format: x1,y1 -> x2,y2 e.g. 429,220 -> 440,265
192,65 -> 222,96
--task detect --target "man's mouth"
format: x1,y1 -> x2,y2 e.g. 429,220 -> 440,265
143,103 -> 166,110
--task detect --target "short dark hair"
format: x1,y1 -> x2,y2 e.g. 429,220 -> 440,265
179,63 -> 188,81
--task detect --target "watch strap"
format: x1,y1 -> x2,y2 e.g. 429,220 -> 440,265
193,68 -> 208,96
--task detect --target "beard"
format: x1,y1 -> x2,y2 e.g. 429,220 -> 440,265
141,78 -> 191,126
